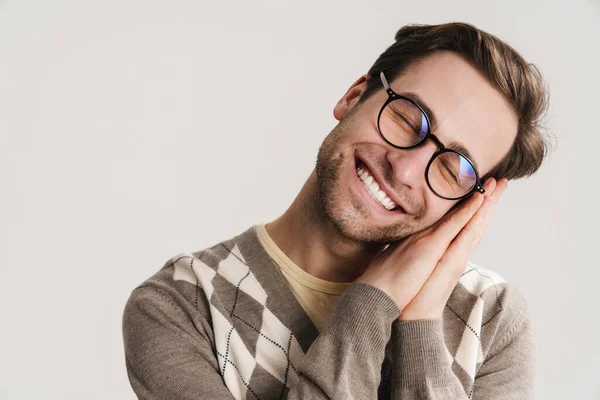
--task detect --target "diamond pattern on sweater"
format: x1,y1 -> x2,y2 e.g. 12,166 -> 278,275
169,233 -> 511,399
172,248 -> 304,400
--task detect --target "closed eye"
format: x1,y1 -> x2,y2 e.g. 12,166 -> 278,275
439,157 -> 459,184
393,111 -> 420,136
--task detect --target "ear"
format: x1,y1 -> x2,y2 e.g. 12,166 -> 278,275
333,74 -> 370,121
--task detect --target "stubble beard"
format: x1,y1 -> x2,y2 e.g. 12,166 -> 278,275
315,112 -> 421,244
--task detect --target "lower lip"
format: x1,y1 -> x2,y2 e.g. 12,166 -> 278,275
352,158 -> 405,217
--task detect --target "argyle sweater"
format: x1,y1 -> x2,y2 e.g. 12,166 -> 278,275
122,225 -> 535,399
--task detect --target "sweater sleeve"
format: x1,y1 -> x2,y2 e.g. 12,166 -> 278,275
288,282 -> 401,399
389,286 -> 535,399
123,282 -> 401,399
123,286 -> 236,400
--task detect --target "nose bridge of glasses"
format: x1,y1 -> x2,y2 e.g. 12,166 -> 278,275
411,138 -> 440,166
427,133 -> 445,151
386,139 -> 438,186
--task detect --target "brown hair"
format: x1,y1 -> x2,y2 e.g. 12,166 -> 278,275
360,22 -> 550,180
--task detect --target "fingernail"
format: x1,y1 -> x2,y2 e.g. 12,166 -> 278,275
494,181 -> 508,199
483,178 -> 496,193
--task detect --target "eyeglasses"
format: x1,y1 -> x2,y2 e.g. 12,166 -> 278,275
377,71 -> 485,200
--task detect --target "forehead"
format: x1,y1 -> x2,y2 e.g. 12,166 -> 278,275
388,51 -> 518,175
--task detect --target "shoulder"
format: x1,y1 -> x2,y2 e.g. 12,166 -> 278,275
123,225 -> 261,321
444,261 -> 532,368
129,227 -> 253,300
121,252 -> 216,344
123,229 -> 252,329
456,261 -> 530,322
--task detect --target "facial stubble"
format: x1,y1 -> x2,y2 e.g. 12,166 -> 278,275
314,111 -> 421,244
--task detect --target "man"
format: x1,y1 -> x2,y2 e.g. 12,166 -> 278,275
123,22 -> 548,399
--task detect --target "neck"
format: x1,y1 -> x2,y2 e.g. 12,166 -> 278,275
266,169 -> 385,283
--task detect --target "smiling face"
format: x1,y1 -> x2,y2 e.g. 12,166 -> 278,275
315,51 -> 518,243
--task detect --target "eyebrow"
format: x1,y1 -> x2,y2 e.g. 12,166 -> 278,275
398,91 -> 438,131
446,141 -> 480,173
398,91 -> 480,173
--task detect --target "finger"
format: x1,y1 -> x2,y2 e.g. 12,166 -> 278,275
426,198 -> 493,297
450,179 -> 504,254
429,187 -> 486,246
434,180 -> 507,282
483,177 -> 497,197
426,179 -> 499,277
479,178 -> 507,232
489,178 -> 508,200
432,177 -> 496,230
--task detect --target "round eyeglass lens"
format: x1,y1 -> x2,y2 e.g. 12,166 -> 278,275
378,98 -> 429,147
428,151 -> 477,199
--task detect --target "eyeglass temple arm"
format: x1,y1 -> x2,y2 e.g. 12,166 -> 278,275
380,71 -> 391,91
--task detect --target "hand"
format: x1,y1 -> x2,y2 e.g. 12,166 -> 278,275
398,178 -> 507,320
356,178 -> 507,320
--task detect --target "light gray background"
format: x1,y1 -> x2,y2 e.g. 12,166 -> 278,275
1,0 -> 598,399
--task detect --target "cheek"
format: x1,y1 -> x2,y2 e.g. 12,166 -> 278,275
422,196 -> 456,226
343,104 -> 380,140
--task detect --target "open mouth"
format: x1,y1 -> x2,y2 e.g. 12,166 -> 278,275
354,158 -> 403,212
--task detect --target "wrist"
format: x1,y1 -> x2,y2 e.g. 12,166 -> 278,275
356,277 -> 404,311
398,308 -> 444,321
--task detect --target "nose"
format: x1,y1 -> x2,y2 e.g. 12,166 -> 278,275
385,140 -> 438,190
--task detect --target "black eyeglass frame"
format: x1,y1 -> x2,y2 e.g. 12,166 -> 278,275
377,71 -> 485,201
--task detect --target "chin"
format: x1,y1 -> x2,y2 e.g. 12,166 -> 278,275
318,185 -> 418,244
315,116 -> 423,243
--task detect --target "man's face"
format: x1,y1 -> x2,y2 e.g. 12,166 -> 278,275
315,51 -> 518,244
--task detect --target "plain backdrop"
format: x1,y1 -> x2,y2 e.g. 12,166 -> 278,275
1,0 -> 599,399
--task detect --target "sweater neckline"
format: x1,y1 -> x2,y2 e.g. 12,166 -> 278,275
232,224 -> 320,353
255,223 -> 351,295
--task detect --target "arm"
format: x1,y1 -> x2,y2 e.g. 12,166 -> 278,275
123,282 -> 400,399
390,288 -> 535,399
123,286 -> 235,400
391,319 -> 469,399
288,282 -> 401,399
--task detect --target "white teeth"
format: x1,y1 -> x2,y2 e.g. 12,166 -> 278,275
383,198 -> 394,210
356,165 -> 398,211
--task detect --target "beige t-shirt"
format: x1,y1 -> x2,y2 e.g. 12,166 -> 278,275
256,223 -> 351,332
